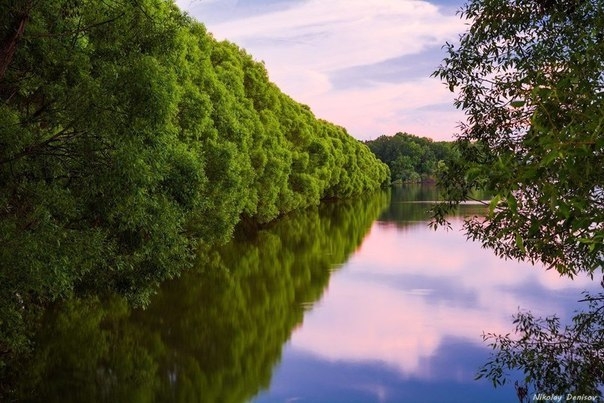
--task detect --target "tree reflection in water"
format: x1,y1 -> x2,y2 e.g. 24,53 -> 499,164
3,192 -> 389,402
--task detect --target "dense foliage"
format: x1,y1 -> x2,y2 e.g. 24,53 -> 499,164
432,0 -> 604,277
431,0 -> 604,395
0,0 -> 389,367
2,193 -> 389,401
365,132 -> 456,183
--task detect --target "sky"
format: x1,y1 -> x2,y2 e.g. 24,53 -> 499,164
174,0 -> 468,141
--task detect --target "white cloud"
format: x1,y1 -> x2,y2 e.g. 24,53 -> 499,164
315,76 -> 463,140
177,0 -> 467,140
208,1 -> 457,68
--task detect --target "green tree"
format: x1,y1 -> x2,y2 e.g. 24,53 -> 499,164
0,0 -> 389,371
432,0 -> 604,395
366,132 -> 456,183
477,284 -> 604,399
1,0 -> 198,362
432,0 -> 604,277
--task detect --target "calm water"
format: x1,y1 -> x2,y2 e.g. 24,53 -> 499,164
12,185 -> 600,402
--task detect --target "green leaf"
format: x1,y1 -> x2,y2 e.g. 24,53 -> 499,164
506,194 -> 517,214
515,232 -> 526,254
489,194 -> 501,217
540,150 -> 559,167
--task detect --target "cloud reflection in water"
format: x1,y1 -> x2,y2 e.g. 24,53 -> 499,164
288,217 -> 597,379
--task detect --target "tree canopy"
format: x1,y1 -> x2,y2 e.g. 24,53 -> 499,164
365,132 -> 456,183
432,0 -> 604,277
0,0 -> 389,367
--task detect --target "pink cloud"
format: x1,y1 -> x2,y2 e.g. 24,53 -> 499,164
176,0 -> 467,140
290,220 -> 597,378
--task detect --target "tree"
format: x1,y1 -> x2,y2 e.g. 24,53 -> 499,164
432,0 -> 604,396
365,132 -> 456,183
432,0 -> 604,277
1,0 -> 198,363
0,0 -> 390,371
476,282 -> 604,399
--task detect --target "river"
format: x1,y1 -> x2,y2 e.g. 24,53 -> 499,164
11,185 -> 599,402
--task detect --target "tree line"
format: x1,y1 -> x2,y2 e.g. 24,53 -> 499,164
365,132 -> 456,183
0,0 -> 389,366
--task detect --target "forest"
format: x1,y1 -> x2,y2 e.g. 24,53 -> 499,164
0,0 -> 389,372
365,132 -> 456,183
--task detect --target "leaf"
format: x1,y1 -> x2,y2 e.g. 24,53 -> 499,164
489,194 -> 501,217
515,232 -> 526,254
507,194 -> 517,214
540,150 -> 559,167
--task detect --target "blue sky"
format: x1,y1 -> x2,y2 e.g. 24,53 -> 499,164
175,0 -> 468,141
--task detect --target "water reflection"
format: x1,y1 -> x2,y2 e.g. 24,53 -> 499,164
5,185 -> 599,402
5,193 -> 388,402
255,185 -> 599,403
378,184 -> 489,228
288,216 -> 595,374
